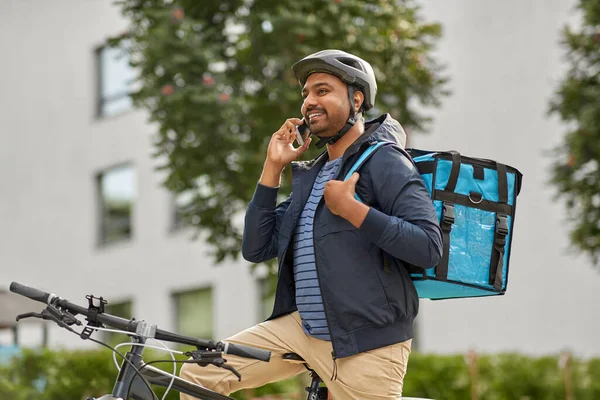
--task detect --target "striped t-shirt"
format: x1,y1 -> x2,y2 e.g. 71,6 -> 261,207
293,157 -> 343,341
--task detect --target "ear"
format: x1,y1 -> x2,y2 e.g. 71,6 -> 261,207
353,90 -> 365,114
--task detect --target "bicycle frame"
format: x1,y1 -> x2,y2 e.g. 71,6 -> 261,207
101,336 -> 232,400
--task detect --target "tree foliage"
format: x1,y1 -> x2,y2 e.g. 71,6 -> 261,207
112,0 -> 449,266
549,0 -> 600,266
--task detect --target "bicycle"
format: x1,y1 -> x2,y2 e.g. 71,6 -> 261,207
9,281 -> 271,400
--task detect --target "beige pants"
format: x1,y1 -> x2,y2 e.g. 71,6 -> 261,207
180,311 -> 411,400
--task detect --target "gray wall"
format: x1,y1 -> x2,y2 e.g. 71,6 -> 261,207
1,0 -> 599,357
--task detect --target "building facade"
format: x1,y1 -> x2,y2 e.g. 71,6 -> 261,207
1,0 -> 599,359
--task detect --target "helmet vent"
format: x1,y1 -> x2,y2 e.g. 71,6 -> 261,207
337,57 -> 364,72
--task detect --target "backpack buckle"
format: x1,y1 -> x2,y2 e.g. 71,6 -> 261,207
442,203 -> 455,225
496,215 -> 509,236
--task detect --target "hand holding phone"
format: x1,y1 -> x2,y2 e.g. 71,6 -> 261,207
295,118 -> 310,146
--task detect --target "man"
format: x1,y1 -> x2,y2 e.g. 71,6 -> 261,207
180,49 -> 442,399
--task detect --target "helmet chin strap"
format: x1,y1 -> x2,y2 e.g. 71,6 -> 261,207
315,86 -> 362,149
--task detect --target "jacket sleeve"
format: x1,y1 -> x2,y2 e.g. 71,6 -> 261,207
242,183 -> 292,263
358,146 -> 443,269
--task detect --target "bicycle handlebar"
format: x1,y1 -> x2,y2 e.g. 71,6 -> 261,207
223,342 -> 271,362
9,281 -> 53,304
10,281 -> 271,362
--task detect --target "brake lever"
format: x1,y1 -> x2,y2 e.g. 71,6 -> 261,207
16,308 -> 73,330
17,305 -> 82,330
186,350 -> 242,381
220,363 -> 242,381
205,356 -> 242,382
16,311 -> 45,322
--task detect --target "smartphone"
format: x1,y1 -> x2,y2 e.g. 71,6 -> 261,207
295,118 -> 310,146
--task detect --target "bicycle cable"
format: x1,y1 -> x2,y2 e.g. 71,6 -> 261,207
117,340 -> 178,400
93,326 -> 179,400
65,324 -> 158,400
149,338 -> 177,400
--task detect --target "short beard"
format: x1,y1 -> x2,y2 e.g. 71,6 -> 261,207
309,112 -> 349,138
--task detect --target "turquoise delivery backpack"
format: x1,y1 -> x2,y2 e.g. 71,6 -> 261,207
346,141 -> 523,300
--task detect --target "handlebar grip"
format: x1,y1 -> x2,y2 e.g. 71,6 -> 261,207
9,282 -> 52,304
224,343 -> 271,362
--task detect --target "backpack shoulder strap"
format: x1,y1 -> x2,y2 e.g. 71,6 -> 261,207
343,141 -> 389,182
345,141 -> 400,203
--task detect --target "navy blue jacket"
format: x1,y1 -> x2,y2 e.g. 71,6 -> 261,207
242,114 -> 443,359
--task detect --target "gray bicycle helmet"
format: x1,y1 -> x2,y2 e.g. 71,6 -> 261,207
292,49 -> 377,111
291,50 -> 377,147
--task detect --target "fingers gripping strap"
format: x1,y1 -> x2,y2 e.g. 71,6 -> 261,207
344,141 -> 388,203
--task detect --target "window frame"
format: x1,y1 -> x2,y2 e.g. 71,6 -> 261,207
95,162 -> 136,246
94,40 -> 134,119
172,286 -> 214,342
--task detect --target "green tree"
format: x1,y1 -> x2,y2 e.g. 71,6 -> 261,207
113,0 -> 449,272
548,0 -> 600,266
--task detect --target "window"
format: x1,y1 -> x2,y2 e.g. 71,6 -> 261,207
173,188 -> 196,229
97,164 -> 135,245
103,300 -> 133,347
172,176 -> 211,229
173,288 -> 213,343
96,40 -> 135,117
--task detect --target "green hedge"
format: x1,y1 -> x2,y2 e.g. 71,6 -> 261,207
403,352 -> 600,400
1,347 -> 599,399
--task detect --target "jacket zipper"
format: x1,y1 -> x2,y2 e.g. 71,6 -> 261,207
296,148 -> 362,380
317,147 -> 370,374
313,198 -> 339,381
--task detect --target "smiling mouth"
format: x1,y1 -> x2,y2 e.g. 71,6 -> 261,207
307,112 -> 325,123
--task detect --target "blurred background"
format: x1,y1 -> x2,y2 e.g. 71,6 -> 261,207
1,0 -> 599,399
